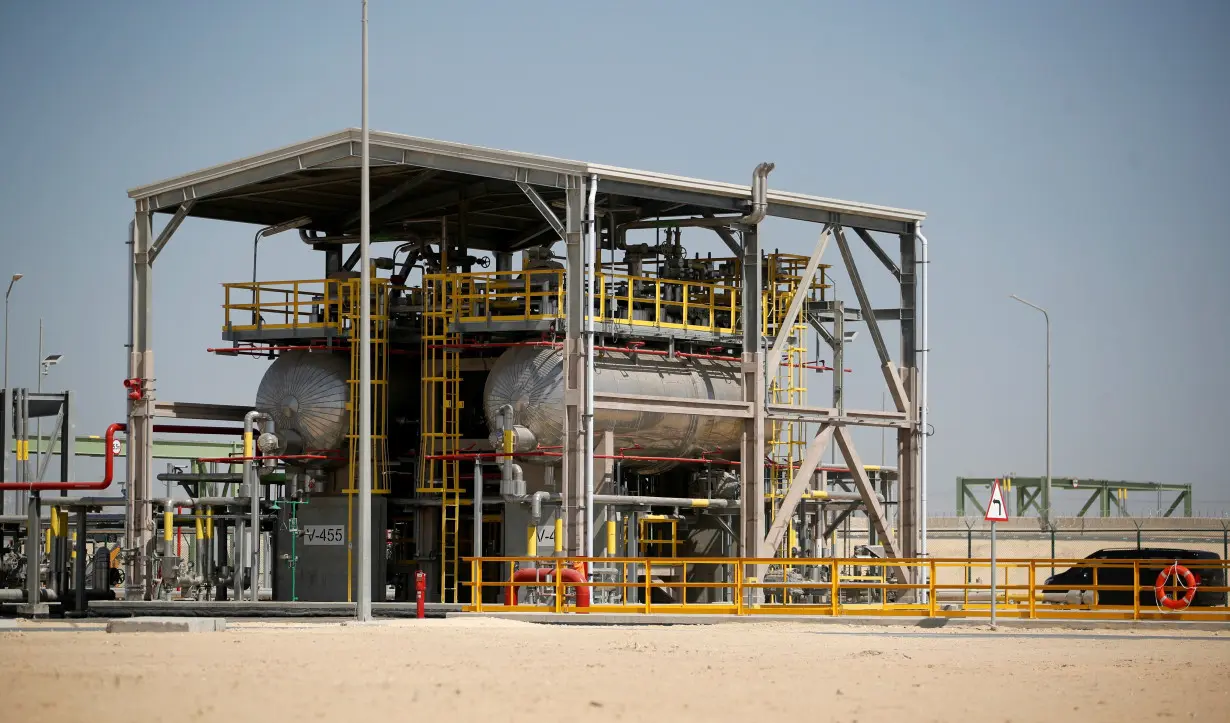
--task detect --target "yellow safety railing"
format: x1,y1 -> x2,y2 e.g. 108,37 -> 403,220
452,269 -> 566,324
596,272 -> 740,334
222,278 -> 350,334
464,556 -> 1230,621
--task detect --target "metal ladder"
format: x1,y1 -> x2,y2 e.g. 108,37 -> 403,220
419,272 -> 463,602
342,276 -> 390,599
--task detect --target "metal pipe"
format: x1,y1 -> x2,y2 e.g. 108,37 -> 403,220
738,163 -> 775,225
0,422 -> 124,491
498,404 -> 514,494
918,229 -> 929,563
242,411 -> 268,602
585,173 -> 598,561
357,0 -> 373,622
617,216 -> 747,231
529,489 -> 549,525
473,459 -> 483,562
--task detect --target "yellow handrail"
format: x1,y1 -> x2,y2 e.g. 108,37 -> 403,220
461,555 -> 1230,620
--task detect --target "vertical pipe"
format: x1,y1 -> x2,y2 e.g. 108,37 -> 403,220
35,319 -> 41,488
356,0 -> 374,622
584,174 -> 597,562
26,491 -> 40,606
526,525 -> 537,557
606,519 -> 616,557
217,515 -> 229,602
243,411 -> 263,601
473,459 -> 483,589
915,229 -> 929,562
1044,310 -> 1051,524
553,518 -> 563,555
73,508 -> 86,615
232,517 -> 243,601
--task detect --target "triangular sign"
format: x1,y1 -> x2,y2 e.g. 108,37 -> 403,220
984,479 -> 1009,522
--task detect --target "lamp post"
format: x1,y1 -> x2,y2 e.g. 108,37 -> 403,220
1010,294 -> 1051,526
3,273 -> 22,516
35,347 -> 63,488
4,273 -> 22,391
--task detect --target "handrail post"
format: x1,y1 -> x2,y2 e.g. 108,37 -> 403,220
682,282 -> 689,329
735,559 -> 744,615
1028,561 -> 1036,619
644,558 -> 652,614
473,558 -> 483,613
1132,561 -> 1140,620
554,558 -> 563,614
928,559 -> 937,617
830,559 -> 839,616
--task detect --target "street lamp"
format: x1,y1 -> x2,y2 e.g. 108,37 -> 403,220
1010,294 -> 1051,526
4,273 -> 22,391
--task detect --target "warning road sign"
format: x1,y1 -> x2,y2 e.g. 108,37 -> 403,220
984,479 -> 1009,522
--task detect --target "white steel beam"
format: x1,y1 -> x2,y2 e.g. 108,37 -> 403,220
833,426 -> 911,585
764,225 -> 830,384
832,227 -> 909,413
517,182 -> 565,239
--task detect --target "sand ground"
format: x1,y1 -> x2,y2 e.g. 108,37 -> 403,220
2,617 -> 1228,722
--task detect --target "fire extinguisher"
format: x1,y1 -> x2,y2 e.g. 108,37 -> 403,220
415,570 -> 427,619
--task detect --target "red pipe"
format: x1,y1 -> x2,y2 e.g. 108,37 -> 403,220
0,422 -> 125,491
427,341 -> 560,350
506,567 -> 590,607
673,351 -> 741,361
594,345 -> 669,356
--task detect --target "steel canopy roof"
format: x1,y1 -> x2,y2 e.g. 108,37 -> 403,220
128,128 -> 925,246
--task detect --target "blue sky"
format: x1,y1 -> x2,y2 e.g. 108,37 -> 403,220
1,1 -> 1227,514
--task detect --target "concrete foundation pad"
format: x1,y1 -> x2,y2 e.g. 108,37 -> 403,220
16,603 -> 50,618
105,617 -> 227,633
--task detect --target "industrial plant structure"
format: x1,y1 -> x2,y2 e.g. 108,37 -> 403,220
3,129 -> 929,609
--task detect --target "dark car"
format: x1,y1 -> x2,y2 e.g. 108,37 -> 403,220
1043,548 -> 1227,607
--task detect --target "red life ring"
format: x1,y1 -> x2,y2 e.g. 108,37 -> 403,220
1154,564 -> 1197,610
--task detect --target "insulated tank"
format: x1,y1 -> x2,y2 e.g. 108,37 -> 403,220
255,351 -> 350,461
483,345 -> 744,472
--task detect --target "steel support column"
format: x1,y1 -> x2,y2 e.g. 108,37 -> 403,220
125,200 -> 157,600
740,225 -> 767,571
560,178 -> 587,556
898,232 -> 920,562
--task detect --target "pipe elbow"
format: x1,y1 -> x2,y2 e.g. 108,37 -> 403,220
739,162 -> 776,226
529,489 -> 548,525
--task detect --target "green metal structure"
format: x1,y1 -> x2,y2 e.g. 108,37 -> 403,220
15,434 -> 242,460
955,476 -> 1193,518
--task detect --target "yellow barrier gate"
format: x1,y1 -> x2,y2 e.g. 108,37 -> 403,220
465,556 -> 1230,622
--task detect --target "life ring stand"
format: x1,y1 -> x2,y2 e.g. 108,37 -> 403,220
1154,563 -> 1197,611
